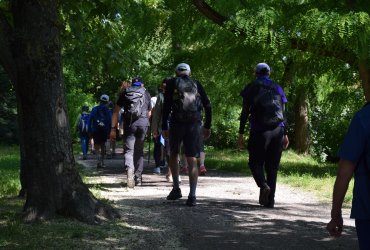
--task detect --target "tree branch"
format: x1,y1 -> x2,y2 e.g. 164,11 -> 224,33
192,1 -> 358,65
192,0 -> 227,26
0,9 -> 17,83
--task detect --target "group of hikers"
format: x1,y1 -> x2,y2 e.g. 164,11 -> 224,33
75,62 -> 369,249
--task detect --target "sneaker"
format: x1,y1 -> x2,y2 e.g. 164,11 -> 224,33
264,199 -> 275,208
166,174 -> 173,182
186,196 -> 196,206
127,168 -> 135,188
259,183 -> 271,206
199,165 -> 207,176
135,176 -> 142,186
153,167 -> 161,174
82,155 -> 87,160
166,188 -> 182,200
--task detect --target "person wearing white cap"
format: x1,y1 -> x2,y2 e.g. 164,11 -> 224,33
238,63 -> 289,208
161,63 -> 212,206
89,94 -> 112,169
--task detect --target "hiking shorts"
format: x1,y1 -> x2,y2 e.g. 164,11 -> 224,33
92,131 -> 108,145
169,122 -> 201,157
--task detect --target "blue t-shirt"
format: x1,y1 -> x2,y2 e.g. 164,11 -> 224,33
338,103 -> 370,219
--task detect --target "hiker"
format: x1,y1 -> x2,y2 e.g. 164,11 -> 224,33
152,81 -> 168,175
89,94 -> 112,169
76,105 -> 91,160
110,77 -> 152,188
238,62 -> 289,208
162,63 -> 212,206
326,102 -> 370,250
106,101 -> 116,158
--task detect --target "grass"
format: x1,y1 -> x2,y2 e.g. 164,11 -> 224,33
0,144 -> 353,248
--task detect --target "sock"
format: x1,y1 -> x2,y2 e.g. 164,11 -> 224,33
172,176 -> 180,189
189,181 -> 197,197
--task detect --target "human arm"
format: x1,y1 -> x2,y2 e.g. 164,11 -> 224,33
326,160 -> 355,237
110,104 -> 121,140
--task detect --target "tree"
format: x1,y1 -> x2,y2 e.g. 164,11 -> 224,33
0,0 -> 119,223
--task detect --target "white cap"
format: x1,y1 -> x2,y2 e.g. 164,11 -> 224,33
175,63 -> 191,75
100,94 -> 109,102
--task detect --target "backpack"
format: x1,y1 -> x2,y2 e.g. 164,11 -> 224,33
78,113 -> 90,134
123,86 -> 146,122
250,80 -> 284,127
172,76 -> 202,122
94,105 -> 109,132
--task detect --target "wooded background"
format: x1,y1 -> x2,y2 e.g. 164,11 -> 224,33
0,0 -> 368,222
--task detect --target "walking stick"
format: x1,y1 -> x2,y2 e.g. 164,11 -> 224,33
148,123 -> 151,167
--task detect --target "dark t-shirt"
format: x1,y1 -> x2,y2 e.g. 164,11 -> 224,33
116,86 -> 152,127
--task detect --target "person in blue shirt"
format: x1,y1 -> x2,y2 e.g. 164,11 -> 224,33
89,94 -> 111,169
238,63 -> 289,208
327,102 -> 370,250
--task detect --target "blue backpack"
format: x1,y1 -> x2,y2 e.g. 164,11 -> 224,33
78,113 -> 90,134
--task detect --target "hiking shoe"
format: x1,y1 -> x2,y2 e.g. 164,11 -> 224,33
82,155 -> 87,160
186,196 -> 197,207
259,183 -> 271,206
135,176 -> 142,186
127,168 -> 135,188
199,165 -> 207,176
264,199 -> 275,208
153,167 -> 161,174
166,188 -> 182,200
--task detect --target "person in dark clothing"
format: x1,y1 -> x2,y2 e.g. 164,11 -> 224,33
238,63 -> 289,208
110,77 -> 152,188
75,105 -> 91,160
162,63 -> 212,206
89,94 -> 112,169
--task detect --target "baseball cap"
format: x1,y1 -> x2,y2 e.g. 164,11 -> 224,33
100,94 -> 109,102
255,63 -> 270,74
132,76 -> 143,86
175,63 -> 191,75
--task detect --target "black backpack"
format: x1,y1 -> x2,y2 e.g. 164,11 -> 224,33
172,76 -> 202,122
123,86 -> 146,122
250,80 -> 284,127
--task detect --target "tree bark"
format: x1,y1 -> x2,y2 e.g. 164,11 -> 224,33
0,0 -> 120,223
294,87 -> 309,155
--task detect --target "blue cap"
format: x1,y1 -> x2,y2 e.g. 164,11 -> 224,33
255,63 -> 270,74
132,77 -> 143,86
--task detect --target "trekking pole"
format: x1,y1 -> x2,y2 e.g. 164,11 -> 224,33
147,123 -> 151,167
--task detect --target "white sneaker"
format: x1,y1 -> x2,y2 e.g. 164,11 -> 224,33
153,167 -> 161,174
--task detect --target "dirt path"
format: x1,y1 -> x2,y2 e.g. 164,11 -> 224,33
77,151 -> 358,250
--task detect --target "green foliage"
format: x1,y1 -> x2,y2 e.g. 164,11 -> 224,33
0,67 -> 18,144
0,145 -> 20,198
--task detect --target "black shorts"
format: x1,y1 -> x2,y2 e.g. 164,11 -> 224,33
93,131 -> 108,145
169,122 -> 201,157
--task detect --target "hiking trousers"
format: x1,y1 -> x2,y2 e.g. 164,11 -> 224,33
123,124 -> 148,179
247,126 -> 284,200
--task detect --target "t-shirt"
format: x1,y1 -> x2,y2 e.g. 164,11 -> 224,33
338,103 -> 370,219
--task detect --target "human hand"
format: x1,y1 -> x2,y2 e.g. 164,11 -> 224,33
326,216 -> 343,237
109,129 -> 116,141
283,135 -> 289,149
203,128 -> 211,140
162,130 -> 169,139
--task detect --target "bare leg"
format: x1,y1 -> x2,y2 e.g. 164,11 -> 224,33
169,153 -> 180,188
187,156 -> 198,197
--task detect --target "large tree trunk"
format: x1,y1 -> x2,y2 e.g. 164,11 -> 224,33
1,0 -> 120,223
359,59 -> 370,101
294,87 -> 309,154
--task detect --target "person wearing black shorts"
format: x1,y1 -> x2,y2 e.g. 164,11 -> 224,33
162,63 -> 212,206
